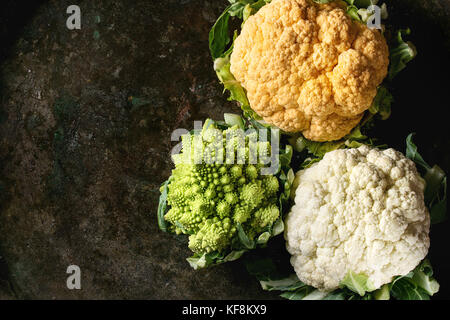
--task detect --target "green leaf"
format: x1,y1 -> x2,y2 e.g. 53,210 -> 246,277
343,126 -> 370,148
202,118 -> 216,132
186,251 -> 226,270
256,231 -> 271,245
354,0 -> 374,7
286,168 -> 295,189
291,135 -> 307,152
302,290 -> 330,300
186,249 -> 247,270
211,0 -> 270,60
224,113 -> 245,129
186,255 -> 205,270
278,167 -> 294,207
246,257 -> 349,300
157,179 -> 170,232
390,271 -> 414,287
300,157 -> 321,169
429,186 -> 447,225
245,257 -> 306,293
301,137 -> 346,158
271,218 -> 284,236
209,7 -> 232,60
424,165 -> 446,200
186,253 -> 209,270
297,121 -> 375,158
423,165 -> 447,223
339,271 -> 376,296
209,1 -> 272,119
390,277 -> 430,300
323,290 -> 348,300
389,259 -> 439,300
388,28 -> 417,80
369,86 -> 393,120
280,145 -> 293,168
236,223 -> 256,249
346,126 -> 367,140
248,118 -> 272,130
214,55 -> 261,119
405,133 -> 430,170
249,0 -> 271,11
228,1 -> 249,19
411,260 -> 440,296
222,250 -> 246,262
280,287 -> 330,300
260,274 -> 305,291
374,284 -> 390,300
346,5 -> 362,21
280,286 -> 316,300
242,0 -> 271,21
405,133 -> 447,224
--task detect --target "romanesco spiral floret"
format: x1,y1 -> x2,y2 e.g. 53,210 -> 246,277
224,192 -> 238,205
216,200 -> 231,219
240,182 -> 264,209
263,176 -> 279,197
164,207 -> 185,233
245,165 -> 258,180
188,218 -> 235,254
252,205 -> 280,230
233,204 -> 252,224
164,120 -> 282,255
230,165 -> 242,178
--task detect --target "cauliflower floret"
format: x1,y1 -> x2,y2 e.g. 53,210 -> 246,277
285,145 -> 430,291
230,0 -> 389,141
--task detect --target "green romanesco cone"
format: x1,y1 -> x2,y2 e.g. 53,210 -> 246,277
165,120 -> 280,255
188,217 -> 235,254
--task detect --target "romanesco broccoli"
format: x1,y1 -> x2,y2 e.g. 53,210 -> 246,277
164,120 -> 281,255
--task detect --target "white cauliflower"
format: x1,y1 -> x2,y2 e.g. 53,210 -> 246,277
285,145 -> 430,292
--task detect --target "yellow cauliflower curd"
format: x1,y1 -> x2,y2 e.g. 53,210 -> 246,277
230,0 -> 389,141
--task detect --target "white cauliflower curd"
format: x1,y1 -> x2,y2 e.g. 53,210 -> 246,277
285,145 -> 430,292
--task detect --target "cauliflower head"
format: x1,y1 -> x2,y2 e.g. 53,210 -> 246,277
230,0 -> 389,141
285,145 -> 430,292
165,121 -> 281,255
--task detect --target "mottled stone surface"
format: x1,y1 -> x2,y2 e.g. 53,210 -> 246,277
0,0 -> 449,299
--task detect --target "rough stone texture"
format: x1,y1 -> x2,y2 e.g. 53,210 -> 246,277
0,0 -> 449,299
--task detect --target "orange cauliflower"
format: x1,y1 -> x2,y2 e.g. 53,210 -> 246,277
230,0 -> 389,141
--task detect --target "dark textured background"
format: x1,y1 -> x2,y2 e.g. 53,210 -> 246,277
0,0 -> 449,299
